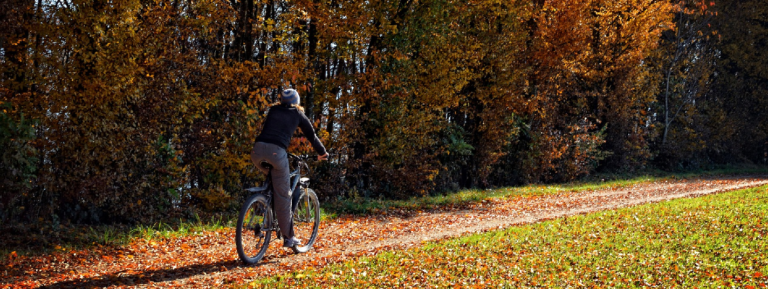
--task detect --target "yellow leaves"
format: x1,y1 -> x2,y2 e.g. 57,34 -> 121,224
0,0 -> 750,238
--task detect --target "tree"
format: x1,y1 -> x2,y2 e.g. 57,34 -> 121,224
709,0 -> 768,164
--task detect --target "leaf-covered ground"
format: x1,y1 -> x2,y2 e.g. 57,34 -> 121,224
251,185 -> 768,288
2,176 -> 767,288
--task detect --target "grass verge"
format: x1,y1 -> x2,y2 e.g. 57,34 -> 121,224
248,185 -> 768,288
324,165 -> 768,216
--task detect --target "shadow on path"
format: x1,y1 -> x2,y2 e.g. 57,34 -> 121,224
40,259 -> 273,288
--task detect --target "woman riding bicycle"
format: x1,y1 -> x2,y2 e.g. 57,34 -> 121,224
251,88 -> 328,248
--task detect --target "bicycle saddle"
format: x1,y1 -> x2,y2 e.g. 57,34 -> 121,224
260,161 -> 273,170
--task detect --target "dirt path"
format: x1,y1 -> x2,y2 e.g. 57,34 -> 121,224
3,176 -> 767,288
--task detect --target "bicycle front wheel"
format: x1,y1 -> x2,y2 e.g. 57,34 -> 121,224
292,188 -> 320,253
236,194 -> 272,264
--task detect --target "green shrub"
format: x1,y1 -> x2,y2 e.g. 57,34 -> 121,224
0,102 -> 38,222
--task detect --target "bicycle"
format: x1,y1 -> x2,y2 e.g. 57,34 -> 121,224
236,153 -> 321,264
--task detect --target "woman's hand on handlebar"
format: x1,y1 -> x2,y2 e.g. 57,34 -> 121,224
318,153 -> 329,161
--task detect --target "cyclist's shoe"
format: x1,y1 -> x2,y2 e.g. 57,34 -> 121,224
283,237 -> 301,248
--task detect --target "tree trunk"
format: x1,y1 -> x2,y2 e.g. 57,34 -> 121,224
663,68 -> 672,145
305,11 -> 318,121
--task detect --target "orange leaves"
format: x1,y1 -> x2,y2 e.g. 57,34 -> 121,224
501,0 -> 675,181
3,178 -> 767,287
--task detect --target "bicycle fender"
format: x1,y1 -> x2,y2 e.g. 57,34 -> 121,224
245,183 -> 269,193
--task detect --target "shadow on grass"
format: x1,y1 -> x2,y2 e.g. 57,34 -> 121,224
39,259 -> 273,288
0,216 -> 234,262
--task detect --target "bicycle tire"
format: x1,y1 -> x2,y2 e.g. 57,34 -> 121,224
236,194 -> 272,264
292,188 -> 320,253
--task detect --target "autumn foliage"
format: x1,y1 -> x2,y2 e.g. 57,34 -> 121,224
0,0 -> 765,224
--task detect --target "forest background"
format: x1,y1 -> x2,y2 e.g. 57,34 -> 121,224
1,0 -> 766,225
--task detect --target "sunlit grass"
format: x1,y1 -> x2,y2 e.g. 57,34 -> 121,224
125,214 -> 233,243
324,165 -> 768,215
248,185 -> 768,288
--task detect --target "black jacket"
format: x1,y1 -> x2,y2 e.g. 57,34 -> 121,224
255,105 -> 327,156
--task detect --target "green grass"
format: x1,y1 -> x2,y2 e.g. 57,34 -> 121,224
248,185 -> 768,288
324,165 -> 768,216
124,215 -> 233,243
587,164 -> 768,183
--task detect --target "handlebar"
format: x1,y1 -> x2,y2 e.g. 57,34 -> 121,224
288,153 -> 315,162
287,153 -> 329,162
287,153 -> 325,176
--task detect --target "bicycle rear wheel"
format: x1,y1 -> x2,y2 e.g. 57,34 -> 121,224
292,188 -> 320,253
236,194 -> 272,264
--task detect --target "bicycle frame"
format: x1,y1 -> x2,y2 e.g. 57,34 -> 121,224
244,154 -> 309,239
237,153 -> 320,263
246,154 -> 306,195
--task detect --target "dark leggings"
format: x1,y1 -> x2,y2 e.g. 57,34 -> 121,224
251,142 -> 294,239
